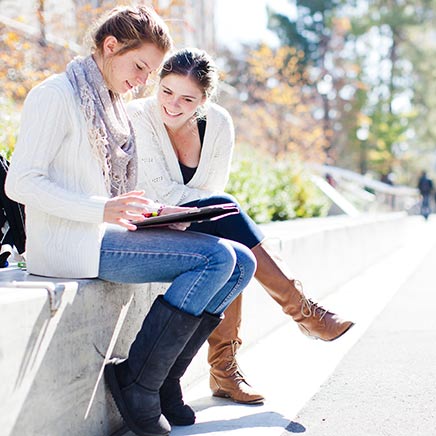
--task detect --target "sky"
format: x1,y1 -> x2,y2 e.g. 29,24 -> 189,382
214,0 -> 296,49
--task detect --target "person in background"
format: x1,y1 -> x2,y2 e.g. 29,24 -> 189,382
325,172 -> 337,188
417,170 -> 433,220
127,47 -> 354,421
380,172 -> 395,209
5,9 -> 256,436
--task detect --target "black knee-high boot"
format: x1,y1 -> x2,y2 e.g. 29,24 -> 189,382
105,295 -> 201,436
159,311 -> 222,426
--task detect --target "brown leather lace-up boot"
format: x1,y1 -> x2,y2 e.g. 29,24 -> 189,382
252,242 -> 354,341
207,294 -> 265,404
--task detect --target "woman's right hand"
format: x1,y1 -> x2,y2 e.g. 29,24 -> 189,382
103,190 -> 152,230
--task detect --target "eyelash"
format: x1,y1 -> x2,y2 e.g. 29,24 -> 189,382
136,64 -> 143,71
162,89 -> 194,103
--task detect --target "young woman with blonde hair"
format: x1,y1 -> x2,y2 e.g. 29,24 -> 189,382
6,10 -> 256,436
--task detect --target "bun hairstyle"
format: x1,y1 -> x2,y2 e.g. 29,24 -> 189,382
160,48 -> 219,100
90,5 -> 173,56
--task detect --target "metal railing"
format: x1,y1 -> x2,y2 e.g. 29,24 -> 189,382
309,164 -> 420,215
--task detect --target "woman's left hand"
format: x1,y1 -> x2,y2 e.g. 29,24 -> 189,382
159,205 -> 196,231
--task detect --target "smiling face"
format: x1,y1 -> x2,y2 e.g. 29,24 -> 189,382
157,73 -> 206,130
98,37 -> 165,94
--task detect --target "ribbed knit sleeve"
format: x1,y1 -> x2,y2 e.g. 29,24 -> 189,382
6,78 -> 107,224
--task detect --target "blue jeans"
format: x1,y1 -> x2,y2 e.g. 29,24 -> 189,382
98,225 -> 256,316
181,193 -> 265,249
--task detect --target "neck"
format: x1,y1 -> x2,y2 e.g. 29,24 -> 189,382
92,52 -> 113,93
164,115 -> 202,167
165,116 -> 197,136
92,52 -> 103,73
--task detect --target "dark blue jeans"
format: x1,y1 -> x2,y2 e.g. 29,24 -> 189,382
181,193 -> 265,249
421,194 -> 431,218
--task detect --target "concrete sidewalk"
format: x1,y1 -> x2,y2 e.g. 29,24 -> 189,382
287,221 -> 436,436
120,215 -> 436,436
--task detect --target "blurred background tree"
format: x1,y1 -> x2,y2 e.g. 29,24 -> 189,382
220,44 -> 326,162
1,0 -> 435,220
264,0 -> 436,184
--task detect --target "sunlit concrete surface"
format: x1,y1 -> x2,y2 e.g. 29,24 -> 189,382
141,215 -> 436,436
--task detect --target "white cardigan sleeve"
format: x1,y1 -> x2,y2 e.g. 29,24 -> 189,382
129,99 -> 234,206
6,81 -> 107,223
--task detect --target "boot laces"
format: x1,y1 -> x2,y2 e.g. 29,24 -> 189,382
225,340 -> 247,382
294,280 -> 327,321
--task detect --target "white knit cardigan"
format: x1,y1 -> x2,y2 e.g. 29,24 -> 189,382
6,73 -> 109,278
127,96 -> 234,205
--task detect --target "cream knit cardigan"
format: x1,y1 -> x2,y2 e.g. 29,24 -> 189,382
127,96 -> 234,205
6,73 -> 109,278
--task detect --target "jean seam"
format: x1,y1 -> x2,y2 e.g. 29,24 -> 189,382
211,257 -> 246,314
178,256 -> 211,310
100,248 -> 209,259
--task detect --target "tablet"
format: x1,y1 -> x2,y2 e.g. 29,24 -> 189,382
133,203 -> 239,228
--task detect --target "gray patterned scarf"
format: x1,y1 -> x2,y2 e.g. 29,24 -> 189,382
66,55 -> 137,196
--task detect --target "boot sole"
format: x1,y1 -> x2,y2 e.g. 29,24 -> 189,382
212,390 -> 265,405
328,322 -> 355,342
164,414 -> 195,427
104,363 -> 170,436
161,406 -> 195,427
299,322 -> 355,342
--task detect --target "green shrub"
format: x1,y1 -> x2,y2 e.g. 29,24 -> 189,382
227,144 -> 329,223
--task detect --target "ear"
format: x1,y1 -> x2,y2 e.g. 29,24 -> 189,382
103,35 -> 120,55
200,95 -> 207,105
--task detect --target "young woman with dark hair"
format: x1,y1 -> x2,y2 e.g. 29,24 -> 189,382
128,47 -> 354,423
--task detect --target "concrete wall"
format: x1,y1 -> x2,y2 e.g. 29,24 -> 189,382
0,278 -> 166,436
0,213 -> 410,436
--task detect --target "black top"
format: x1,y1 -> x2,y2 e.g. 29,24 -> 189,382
179,118 -> 206,185
0,155 -> 26,254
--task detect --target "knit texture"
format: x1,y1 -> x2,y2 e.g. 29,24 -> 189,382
127,96 -> 234,205
6,73 -> 109,278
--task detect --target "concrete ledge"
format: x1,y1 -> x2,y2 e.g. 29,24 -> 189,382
0,213 -> 410,436
263,212 -> 410,298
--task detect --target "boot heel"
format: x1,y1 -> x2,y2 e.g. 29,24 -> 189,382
105,363 -> 152,436
212,389 -> 231,399
298,324 -> 319,339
